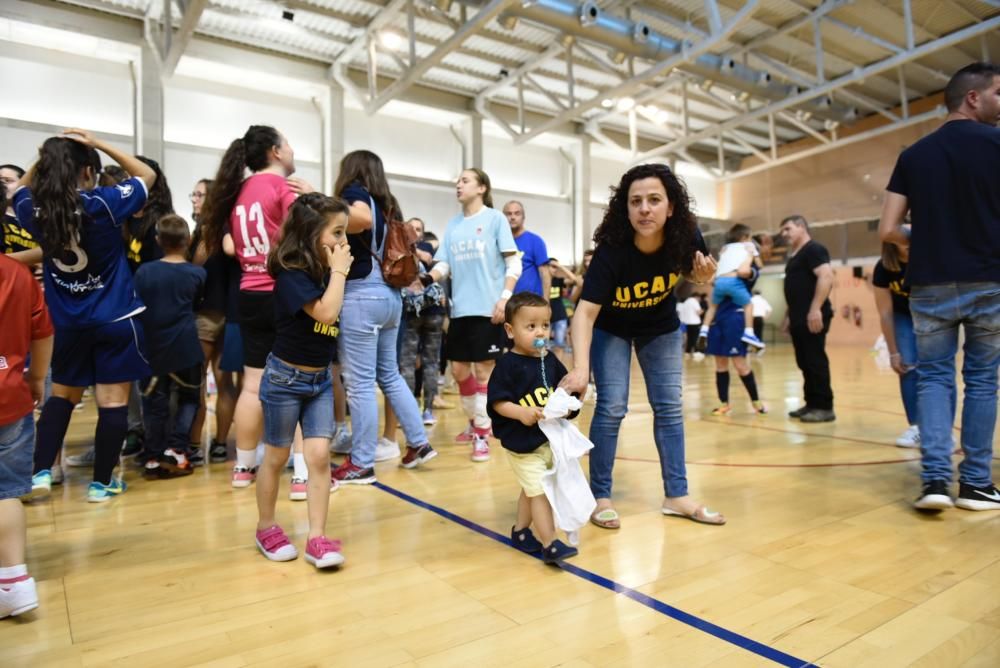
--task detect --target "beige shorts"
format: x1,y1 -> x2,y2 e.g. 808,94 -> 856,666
196,310 -> 226,343
506,443 -> 552,498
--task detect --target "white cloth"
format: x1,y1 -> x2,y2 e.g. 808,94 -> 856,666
677,297 -> 703,325
715,241 -> 757,276
750,294 -> 772,318
538,388 -> 597,546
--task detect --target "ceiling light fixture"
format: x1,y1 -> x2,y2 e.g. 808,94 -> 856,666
378,29 -> 406,52
615,97 -> 635,112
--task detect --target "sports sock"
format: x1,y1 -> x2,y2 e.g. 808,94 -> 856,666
293,452 -> 308,479
236,447 -> 257,470
0,565 -> 29,585
744,327 -> 756,337
33,396 -> 75,473
739,371 -> 759,402
94,406 -> 128,485
473,386 -> 491,433
699,325 -> 709,336
715,371 -> 730,404
458,374 -> 479,419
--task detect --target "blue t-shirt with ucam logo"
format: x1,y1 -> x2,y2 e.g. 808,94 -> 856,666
13,177 -> 149,329
435,206 -> 517,319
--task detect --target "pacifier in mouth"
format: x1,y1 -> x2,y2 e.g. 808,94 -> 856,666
532,338 -> 547,350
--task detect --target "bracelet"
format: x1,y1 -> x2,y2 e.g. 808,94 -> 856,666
889,353 -> 901,358
332,269 -> 349,278
500,289 -> 513,300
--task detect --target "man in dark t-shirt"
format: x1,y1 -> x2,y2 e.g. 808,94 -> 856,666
779,215 -> 835,422
879,62 -> 1000,513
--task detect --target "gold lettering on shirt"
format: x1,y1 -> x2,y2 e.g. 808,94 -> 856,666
518,386 -> 551,408
611,273 -> 679,308
312,322 -> 340,338
127,237 -> 142,263
889,279 -> 909,298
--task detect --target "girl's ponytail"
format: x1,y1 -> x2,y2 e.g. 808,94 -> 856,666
200,136 -> 247,255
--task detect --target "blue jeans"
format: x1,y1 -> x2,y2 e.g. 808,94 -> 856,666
339,282 -> 428,468
909,283 -> 1000,487
259,355 -> 334,446
893,312 -> 919,425
140,363 -> 203,457
0,413 -> 34,500
589,327 -> 687,499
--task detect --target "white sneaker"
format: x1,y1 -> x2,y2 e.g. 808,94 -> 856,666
65,446 -> 95,467
0,577 -> 39,618
471,435 -> 490,462
692,352 -> 706,362
896,425 -> 920,448
330,428 -> 352,454
374,438 -> 399,462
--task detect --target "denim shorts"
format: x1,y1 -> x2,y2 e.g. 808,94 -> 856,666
712,276 -> 752,307
0,413 -> 34,500
259,354 -> 334,447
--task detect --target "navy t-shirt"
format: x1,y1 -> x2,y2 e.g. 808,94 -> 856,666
872,260 -> 909,316
580,230 -> 706,339
125,215 -> 164,274
487,351 -> 573,454
549,276 -> 567,322
513,230 -> 549,296
14,178 -> 149,329
783,240 -> 833,326
886,120 -> 1000,286
134,260 -> 206,375
272,269 -> 339,367
340,183 -> 386,282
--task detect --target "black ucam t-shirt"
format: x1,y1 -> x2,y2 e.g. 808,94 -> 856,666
126,215 -> 164,274
580,231 -> 706,338
487,351 -> 574,454
783,240 -> 834,326
549,276 -> 567,322
134,261 -> 206,375
872,260 -> 909,316
886,120 -> 1000,286
272,269 -> 339,368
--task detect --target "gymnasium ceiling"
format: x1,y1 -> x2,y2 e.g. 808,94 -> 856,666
50,0 -> 1000,174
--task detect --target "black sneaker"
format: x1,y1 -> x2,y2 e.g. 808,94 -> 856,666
955,483 -> 1000,511
914,480 -> 954,511
122,430 -> 144,457
209,441 -> 228,463
799,409 -> 836,423
695,334 -> 708,353
144,453 -> 194,479
788,406 -> 810,418
510,526 -> 543,554
187,446 -> 204,466
542,539 -> 578,565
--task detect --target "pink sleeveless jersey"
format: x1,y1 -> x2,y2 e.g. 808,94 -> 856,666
231,172 -> 296,292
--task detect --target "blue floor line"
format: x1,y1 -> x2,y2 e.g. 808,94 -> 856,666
373,481 -> 818,668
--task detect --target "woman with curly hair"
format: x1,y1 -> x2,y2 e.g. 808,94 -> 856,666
560,163 -> 722,529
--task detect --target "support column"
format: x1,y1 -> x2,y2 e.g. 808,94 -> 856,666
469,115 -> 483,169
574,135 -> 592,263
137,42 -> 164,163
321,83 -> 345,195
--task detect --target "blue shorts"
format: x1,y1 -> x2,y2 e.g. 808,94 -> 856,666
706,301 -> 748,357
0,413 -> 34,500
259,354 -> 334,447
52,318 -> 151,387
711,276 -> 751,307
219,322 -> 244,373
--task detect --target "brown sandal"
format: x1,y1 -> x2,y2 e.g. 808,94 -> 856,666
661,505 -> 726,526
590,508 -> 621,529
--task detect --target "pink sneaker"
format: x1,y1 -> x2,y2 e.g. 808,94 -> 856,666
455,422 -> 475,443
289,477 -> 307,501
231,465 -> 257,488
255,525 -> 298,561
305,535 -> 345,569
471,435 -> 490,462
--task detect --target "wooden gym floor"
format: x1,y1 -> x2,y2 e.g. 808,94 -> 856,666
3,345 -> 999,667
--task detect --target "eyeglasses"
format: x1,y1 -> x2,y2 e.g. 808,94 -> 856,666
189,192 -> 206,200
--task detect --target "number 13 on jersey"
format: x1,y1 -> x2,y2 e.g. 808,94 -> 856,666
236,202 -> 268,257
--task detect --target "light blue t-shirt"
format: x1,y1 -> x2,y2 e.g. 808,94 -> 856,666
435,206 -> 517,318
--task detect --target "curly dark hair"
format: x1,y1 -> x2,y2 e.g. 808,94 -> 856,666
593,163 -> 699,274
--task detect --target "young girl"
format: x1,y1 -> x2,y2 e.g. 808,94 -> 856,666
421,168 -> 520,463
254,194 -> 352,569
13,129 -> 157,502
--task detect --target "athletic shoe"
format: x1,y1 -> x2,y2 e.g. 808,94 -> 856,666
121,430 -> 144,457
374,437 -> 399,462
330,428 -> 352,454
788,406 -> 810,418
87,479 -> 127,503
231,465 -> 258,488
331,456 -> 376,485
740,332 -> 766,349
752,401 -> 768,415
289,477 -> 308,501
209,440 -> 228,463
65,446 -> 95,468
304,536 -> 345,569
27,470 -> 52,501
955,483 -> 1000,511
695,333 -> 707,353
163,448 -> 193,471
187,447 -> 204,466
255,525 -> 298,561
50,464 -> 64,485
455,422 -> 476,443
895,425 -> 920,448
542,539 -> 578,565
914,480 -> 954,511
422,409 -> 437,425
710,404 -> 731,416
691,352 -> 706,362
432,395 -> 454,409
799,409 -> 836,423
400,444 -> 437,469
510,526 -> 543,554
143,450 -> 194,479
471,435 -> 490,462
0,577 -> 38,619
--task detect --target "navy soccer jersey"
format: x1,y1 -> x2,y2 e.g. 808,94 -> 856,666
13,178 -> 149,329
